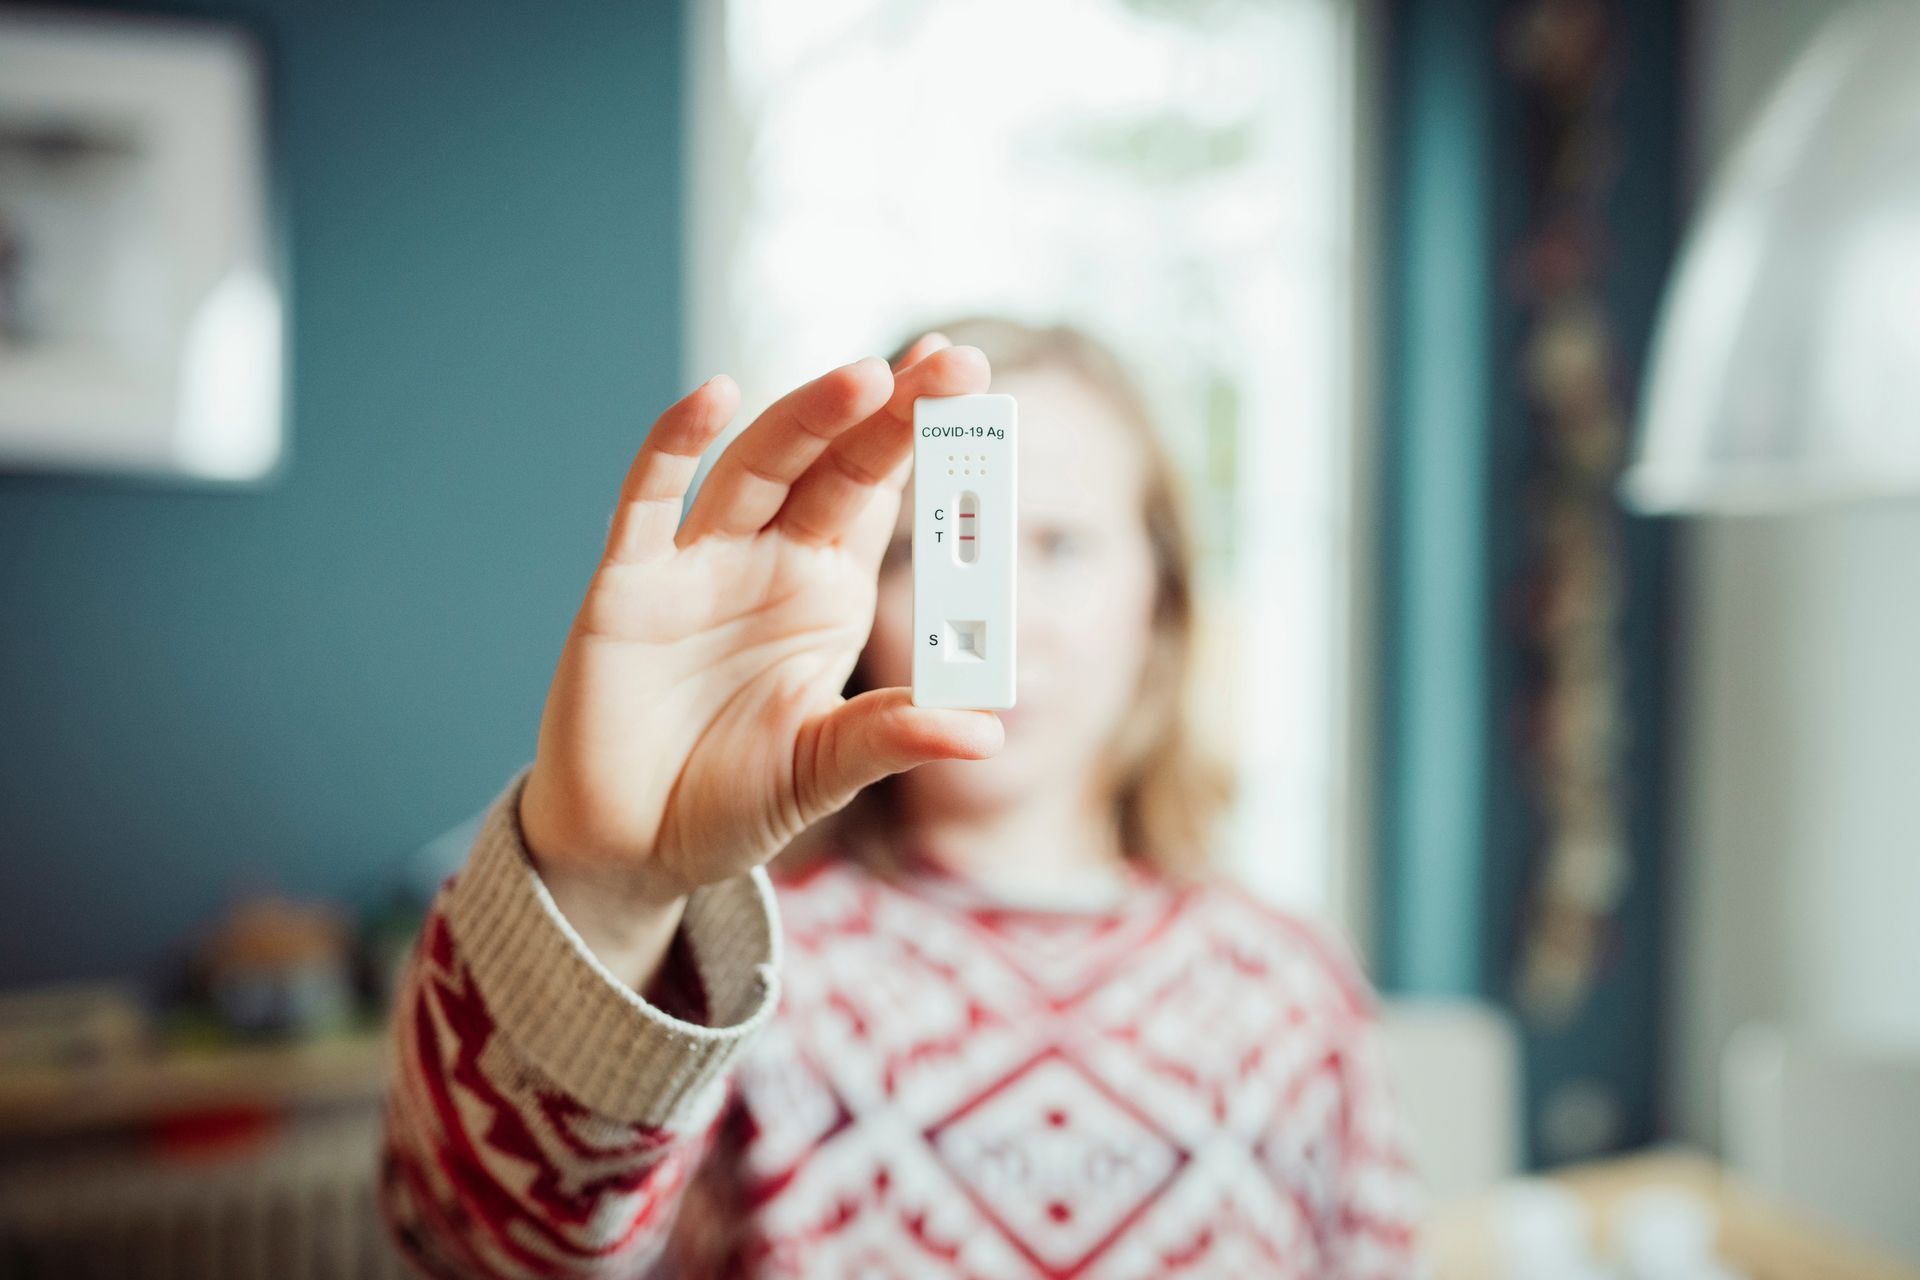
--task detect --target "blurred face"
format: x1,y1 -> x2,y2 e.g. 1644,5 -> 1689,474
864,364 -> 1160,820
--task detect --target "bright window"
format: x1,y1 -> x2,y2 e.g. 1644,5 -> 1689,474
688,0 -> 1366,923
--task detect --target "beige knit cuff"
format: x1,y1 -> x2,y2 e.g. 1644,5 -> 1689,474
443,762 -> 783,1129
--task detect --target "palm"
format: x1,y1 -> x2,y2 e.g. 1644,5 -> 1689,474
520,339 -> 1001,907
571,533 -> 882,888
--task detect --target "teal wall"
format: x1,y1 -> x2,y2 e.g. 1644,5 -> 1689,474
0,0 -> 688,984
1375,0 -> 1503,1001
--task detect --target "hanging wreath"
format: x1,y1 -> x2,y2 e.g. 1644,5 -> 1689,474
1504,0 -> 1635,1027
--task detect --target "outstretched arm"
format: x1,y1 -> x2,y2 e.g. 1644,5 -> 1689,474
381,333 -> 997,1276
379,764 -> 779,1280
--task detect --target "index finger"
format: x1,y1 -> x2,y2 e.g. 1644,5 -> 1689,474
675,355 -> 894,546
772,344 -> 991,549
891,331 -> 951,374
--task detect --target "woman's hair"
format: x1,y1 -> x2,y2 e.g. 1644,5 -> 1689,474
782,315 -> 1235,881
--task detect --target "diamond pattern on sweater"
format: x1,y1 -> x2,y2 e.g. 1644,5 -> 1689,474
380,801 -> 1425,1280
924,1045 -> 1188,1275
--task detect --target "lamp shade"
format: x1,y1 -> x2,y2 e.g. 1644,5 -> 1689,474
1625,2 -> 1920,513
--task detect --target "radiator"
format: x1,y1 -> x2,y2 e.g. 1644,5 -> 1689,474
0,1104 -> 412,1279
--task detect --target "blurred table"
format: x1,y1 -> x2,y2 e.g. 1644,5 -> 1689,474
0,1032 -> 389,1139
1424,1149 -> 1920,1279
0,1032 -> 405,1275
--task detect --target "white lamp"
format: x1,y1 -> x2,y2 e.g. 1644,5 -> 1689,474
1625,1 -> 1920,514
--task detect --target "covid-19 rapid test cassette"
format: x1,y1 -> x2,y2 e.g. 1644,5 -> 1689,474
911,394 -> 1017,710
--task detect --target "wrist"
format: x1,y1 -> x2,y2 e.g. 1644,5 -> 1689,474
516,771 -> 690,991
532,854 -> 689,993
517,762 -> 690,904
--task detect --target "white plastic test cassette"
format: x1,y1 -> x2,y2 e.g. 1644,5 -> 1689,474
911,394 -> 1017,710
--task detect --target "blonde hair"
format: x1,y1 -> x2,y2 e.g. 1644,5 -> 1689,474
782,316 -> 1235,882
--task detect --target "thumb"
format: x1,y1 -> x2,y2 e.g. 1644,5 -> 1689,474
797,687 -> 1004,821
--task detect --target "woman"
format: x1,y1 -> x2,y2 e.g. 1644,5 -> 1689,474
379,319 -> 1422,1277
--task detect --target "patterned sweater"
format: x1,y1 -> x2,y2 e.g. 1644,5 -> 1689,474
380,764 -> 1424,1278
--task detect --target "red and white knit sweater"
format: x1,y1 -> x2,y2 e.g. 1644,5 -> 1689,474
380,764 -> 1424,1278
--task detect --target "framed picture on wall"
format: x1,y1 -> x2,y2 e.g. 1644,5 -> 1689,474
0,9 -> 283,484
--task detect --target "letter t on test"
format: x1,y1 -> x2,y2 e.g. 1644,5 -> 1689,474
911,394 -> 1016,710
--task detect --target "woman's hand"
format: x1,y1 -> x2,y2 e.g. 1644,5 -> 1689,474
517,336 -> 1002,986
